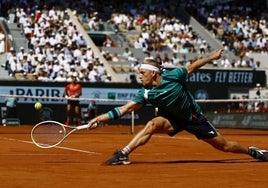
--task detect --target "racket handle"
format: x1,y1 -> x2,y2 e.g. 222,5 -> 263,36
76,124 -> 90,130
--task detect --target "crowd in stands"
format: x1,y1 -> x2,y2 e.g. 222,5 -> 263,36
1,0 -> 268,82
2,1 -> 113,82
94,0 -> 264,70
186,0 -> 267,69
227,95 -> 268,113
104,2 -> 212,69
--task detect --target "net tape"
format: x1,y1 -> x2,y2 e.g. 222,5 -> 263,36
0,94 -> 128,103
0,94 -> 266,103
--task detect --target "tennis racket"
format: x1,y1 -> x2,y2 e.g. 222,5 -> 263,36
31,120 -> 91,148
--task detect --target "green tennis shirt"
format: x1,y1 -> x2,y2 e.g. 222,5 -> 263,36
132,67 -> 202,121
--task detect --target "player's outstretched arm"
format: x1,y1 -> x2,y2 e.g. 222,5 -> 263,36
187,49 -> 223,74
88,101 -> 143,129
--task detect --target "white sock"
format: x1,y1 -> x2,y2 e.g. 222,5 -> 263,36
121,146 -> 131,155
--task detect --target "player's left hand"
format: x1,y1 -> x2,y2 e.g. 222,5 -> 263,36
214,49 -> 224,59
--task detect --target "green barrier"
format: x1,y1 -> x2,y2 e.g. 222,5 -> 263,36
0,17 -> 17,52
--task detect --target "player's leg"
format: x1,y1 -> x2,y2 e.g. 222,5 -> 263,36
74,105 -> 81,125
205,135 -> 268,161
105,116 -> 174,165
126,116 -> 174,151
65,103 -> 71,125
202,133 -> 248,154
203,134 -> 268,161
186,117 -> 268,161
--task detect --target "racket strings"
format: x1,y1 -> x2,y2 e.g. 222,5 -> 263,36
32,123 -> 65,147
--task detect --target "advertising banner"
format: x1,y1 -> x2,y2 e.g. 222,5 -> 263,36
0,68 -> 266,126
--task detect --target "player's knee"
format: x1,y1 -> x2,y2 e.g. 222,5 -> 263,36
144,120 -> 158,133
145,118 -> 165,133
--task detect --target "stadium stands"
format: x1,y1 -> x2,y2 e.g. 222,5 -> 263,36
0,0 -> 267,83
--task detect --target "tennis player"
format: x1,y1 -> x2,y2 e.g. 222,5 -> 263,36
88,49 -> 267,165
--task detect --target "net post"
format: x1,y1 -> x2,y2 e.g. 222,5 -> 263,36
131,111 -> 134,134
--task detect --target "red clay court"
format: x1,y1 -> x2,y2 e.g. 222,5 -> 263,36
0,125 -> 268,188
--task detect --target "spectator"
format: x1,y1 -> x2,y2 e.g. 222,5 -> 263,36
103,36 -> 113,47
220,56 -> 231,68
54,71 -> 67,82
199,40 -> 208,54
122,47 -> 132,60
88,65 -> 100,82
4,90 -> 18,118
76,34 -> 87,48
171,53 -> 180,66
256,102 -> 268,112
127,52 -> 138,62
2,47 -> 16,73
170,43 -> 180,54
183,38 -> 195,53
17,47 -> 25,61
104,74 -> 112,82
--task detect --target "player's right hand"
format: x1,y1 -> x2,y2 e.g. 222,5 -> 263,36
88,121 -> 99,129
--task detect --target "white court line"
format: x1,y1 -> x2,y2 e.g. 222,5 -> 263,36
0,135 -> 192,157
56,145 -> 102,155
0,136 -> 102,155
0,154 -> 67,156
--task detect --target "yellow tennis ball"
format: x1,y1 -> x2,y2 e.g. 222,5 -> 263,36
34,102 -> 42,110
